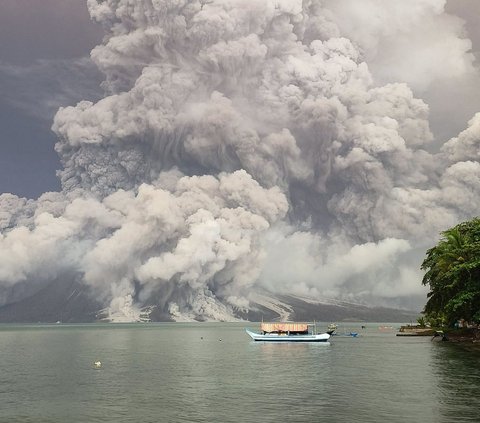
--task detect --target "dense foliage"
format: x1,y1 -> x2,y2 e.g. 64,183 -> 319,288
421,217 -> 480,326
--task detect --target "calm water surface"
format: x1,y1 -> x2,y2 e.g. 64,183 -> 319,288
0,323 -> 479,423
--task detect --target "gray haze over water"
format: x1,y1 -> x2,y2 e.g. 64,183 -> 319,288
1,1 -> 480,320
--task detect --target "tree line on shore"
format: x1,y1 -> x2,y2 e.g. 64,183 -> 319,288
421,217 -> 480,327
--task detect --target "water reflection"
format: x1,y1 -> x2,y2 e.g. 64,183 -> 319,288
431,343 -> 480,422
251,341 -> 325,353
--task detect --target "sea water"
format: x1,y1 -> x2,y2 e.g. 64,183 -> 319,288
0,322 -> 479,423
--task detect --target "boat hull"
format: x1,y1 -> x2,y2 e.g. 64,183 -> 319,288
245,329 -> 330,343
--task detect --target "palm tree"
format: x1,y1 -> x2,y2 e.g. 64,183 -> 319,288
421,218 -> 480,325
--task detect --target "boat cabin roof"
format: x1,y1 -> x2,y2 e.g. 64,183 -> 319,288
261,322 -> 308,333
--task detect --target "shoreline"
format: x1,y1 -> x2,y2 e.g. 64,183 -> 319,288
397,325 -> 480,343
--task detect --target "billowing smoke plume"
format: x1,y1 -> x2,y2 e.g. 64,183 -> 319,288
1,0 -> 480,320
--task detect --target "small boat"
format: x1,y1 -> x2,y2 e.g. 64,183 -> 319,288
328,323 -> 358,337
335,331 -> 359,337
245,322 -> 330,343
326,323 -> 338,335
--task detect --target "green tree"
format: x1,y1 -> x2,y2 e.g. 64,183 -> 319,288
416,316 -> 426,327
421,218 -> 480,325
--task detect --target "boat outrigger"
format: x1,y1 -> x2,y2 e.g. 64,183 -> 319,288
245,322 -> 330,343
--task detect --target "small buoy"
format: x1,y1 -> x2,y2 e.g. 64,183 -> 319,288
93,361 -> 102,369
219,339 -> 222,341
200,337 -> 203,340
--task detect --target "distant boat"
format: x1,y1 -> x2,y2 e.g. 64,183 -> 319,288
327,323 -> 338,335
335,331 -> 359,337
245,322 -> 330,343
328,323 -> 358,337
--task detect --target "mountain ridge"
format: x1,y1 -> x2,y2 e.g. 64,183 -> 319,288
0,279 -> 420,323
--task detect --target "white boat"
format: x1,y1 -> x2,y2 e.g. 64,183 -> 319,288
245,322 -> 330,343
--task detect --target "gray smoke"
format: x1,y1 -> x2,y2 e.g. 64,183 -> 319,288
1,0 -> 480,320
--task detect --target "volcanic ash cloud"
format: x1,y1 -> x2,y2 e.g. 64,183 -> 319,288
1,0 -> 480,320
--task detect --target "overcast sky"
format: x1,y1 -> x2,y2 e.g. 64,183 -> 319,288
0,0 -> 103,197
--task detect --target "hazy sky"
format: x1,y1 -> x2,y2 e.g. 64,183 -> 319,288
0,0 -> 103,197
1,0 -> 480,320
